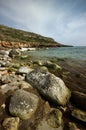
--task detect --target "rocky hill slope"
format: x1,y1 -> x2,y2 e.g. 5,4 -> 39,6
0,25 -> 67,48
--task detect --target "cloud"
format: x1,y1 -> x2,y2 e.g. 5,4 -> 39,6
0,0 -> 86,46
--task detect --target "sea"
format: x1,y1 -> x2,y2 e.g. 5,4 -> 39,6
28,46 -> 86,61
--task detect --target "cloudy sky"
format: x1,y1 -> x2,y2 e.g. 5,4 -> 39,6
0,0 -> 86,46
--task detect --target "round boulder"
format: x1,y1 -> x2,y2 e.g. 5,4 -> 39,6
26,69 -> 71,106
9,89 -> 39,120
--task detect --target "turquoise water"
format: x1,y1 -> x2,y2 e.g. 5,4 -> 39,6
28,46 -> 86,60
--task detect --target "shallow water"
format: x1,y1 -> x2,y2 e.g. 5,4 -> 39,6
28,46 -> 86,60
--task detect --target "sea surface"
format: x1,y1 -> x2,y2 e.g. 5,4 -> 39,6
28,46 -> 86,60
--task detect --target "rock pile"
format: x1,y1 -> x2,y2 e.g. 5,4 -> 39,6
0,48 -> 86,130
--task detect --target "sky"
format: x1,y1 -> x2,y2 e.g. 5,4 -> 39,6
0,0 -> 86,46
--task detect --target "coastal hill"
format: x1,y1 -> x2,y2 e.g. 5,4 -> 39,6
0,25 -> 69,48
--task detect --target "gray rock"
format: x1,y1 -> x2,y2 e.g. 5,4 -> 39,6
2,117 -> 19,130
71,91 -> 86,110
26,69 -> 71,106
0,50 -> 10,55
9,89 -> 39,120
18,66 -> 33,74
0,60 -> 10,67
72,109 -> 86,122
9,49 -> 21,58
47,108 -> 62,128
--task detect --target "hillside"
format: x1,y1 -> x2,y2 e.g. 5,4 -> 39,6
0,25 -> 66,48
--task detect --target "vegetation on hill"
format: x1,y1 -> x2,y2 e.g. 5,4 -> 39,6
0,25 -> 64,48
0,25 -> 72,48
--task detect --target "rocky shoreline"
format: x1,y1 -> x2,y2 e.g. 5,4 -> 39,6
0,48 -> 86,130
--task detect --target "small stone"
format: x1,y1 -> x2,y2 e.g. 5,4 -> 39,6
72,108 -> 86,122
1,103 -> 6,109
18,66 -> 33,74
2,117 -> 19,130
43,101 -> 51,116
44,60 -> 62,70
40,66 -> 48,71
69,122 -> 80,130
47,108 -> 62,128
0,70 -> 8,75
9,49 -> 21,58
19,81 -> 33,89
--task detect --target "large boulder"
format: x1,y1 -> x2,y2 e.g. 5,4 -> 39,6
26,69 -> 71,106
9,90 -> 39,120
71,91 -> 86,110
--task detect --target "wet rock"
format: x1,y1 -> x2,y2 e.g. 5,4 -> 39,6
44,60 -> 62,70
71,91 -> 86,110
18,66 -> 33,74
33,60 -> 62,70
20,55 -> 28,59
2,117 -> 19,130
33,60 -> 44,66
68,122 -> 80,130
26,69 -> 71,106
72,109 -> 86,122
9,89 -> 39,120
40,66 -> 48,71
47,108 -> 62,128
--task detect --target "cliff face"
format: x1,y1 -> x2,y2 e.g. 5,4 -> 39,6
0,25 -> 64,48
